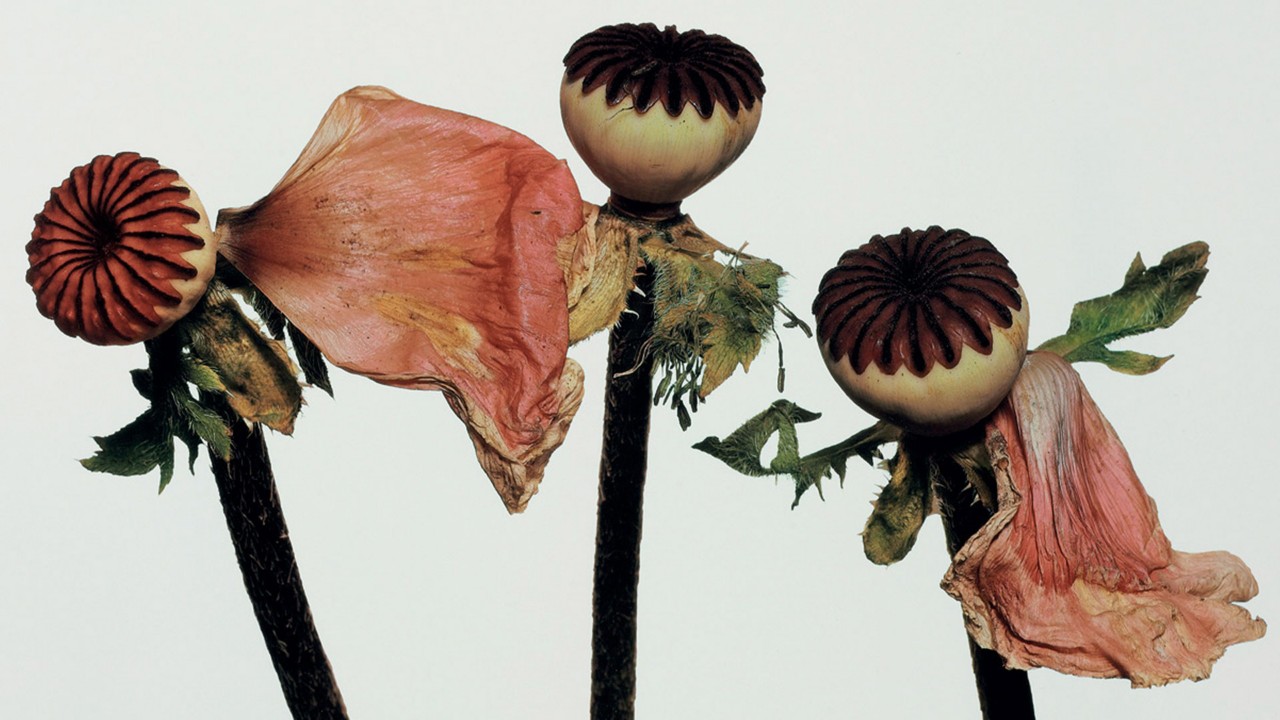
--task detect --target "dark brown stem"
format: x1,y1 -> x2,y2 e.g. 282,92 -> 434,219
606,193 -> 683,222
208,396 -> 348,719
591,266 -> 656,720
932,439 -> 1035,720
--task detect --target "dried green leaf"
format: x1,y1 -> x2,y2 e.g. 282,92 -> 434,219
130,369 -> 153,400
243,284 -> 288,340
646,247 -> 786,417
180,355 -> 226,393
78,283 -> 292,489
694,401 -> 900,507
1036,242 -> 1209,373
787,422 -> 900,508
693,400 -> 821,476
863,435 -> 992,565
183,285 -> 302,434
862,446 -> 932,565
698,314 -> 763,397
173,420 -> 201,474
80,408 -> 175,486
235,279 -> 333,396
287,322 -> 333,396
636,215 -> 802,428
171,389 -> 232,461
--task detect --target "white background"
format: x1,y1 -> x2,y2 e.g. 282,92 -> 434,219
2,1 -> 1277,718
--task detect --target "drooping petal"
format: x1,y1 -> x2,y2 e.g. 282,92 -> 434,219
942,352 -> 1265,686
217,86 -> 586,512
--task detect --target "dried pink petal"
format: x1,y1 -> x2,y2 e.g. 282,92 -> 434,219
943,352 -> 1265,686
217,86 -> 586,512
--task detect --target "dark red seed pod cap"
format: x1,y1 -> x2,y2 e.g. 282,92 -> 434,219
563,22 -> 764,119
26,152 -> 218,345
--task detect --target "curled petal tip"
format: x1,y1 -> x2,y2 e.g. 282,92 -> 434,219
454,359 -> 585,514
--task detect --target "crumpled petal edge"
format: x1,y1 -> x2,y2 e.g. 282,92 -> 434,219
941,353 -> 1265,687
444,358 -> 585,514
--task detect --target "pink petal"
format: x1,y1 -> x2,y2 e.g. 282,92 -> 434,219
943,352 -> 1265,686
217,86 -> 586,512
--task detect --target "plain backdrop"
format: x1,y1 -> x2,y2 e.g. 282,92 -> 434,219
2,1 -> 1277,718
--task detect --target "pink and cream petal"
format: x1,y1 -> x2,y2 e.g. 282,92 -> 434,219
444,358 -> 584,513
217,86 -> 586,510
942,352 -> 1265,686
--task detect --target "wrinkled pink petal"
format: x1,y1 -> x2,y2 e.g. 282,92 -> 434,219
217,86 -> 586,512
943,352 -> 1264,686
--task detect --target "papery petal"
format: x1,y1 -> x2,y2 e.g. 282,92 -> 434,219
217,86 -> 586,512
942,352 -> 1265,686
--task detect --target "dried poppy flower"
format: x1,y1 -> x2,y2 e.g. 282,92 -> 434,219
217,86 -> 588,512
943,352 -> 1266,686
26,152 -> 218,345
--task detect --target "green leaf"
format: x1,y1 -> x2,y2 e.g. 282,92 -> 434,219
172,419 -> 202,474
171,389 -> 232,461
786,422 -> 900,508
693,400 -> 821,476
130,369 -> 154,400
694,401 -> 900,507
180,355 -> 226,393
81,408 -> 174,482
861,435 -> 992,566
77,282 -> 302,489
244,285 -> 288,339
1036,242 -> 1209,373
286,322 -> 333,396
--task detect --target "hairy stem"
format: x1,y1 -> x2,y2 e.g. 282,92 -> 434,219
933,444 -> 1035,720
208,397 -> 348,719
591,267 -> 656,720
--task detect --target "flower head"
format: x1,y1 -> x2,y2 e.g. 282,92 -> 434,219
943,352 -> 1265,686
560,23 -> 764,207
814,227 -> 1029,435
27,152 -> 218,345
217,86 -> 587,512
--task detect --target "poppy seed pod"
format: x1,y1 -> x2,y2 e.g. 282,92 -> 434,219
26,153 -> 218,345
813,227 -> 1029,435
560,23 -> 764,209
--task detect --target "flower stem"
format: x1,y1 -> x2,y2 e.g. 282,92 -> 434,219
934,447 -> 1036,720
591,267 -> 656,720
207,396 -> 348,719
